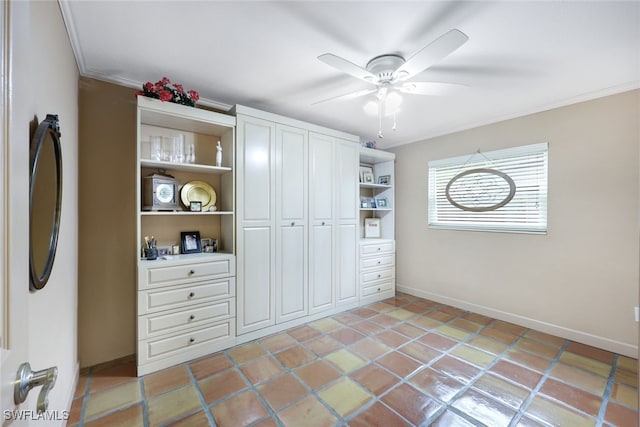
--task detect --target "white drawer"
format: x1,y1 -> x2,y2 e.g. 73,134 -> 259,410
139,278 -> 235,314
361,254 -> 395,270
138,299 -> 235,339
362,267 -> 395,284
140,257 -> 235,289
139,319 -> 234,363
360,241 -> 395,256
362,281 -> 393,297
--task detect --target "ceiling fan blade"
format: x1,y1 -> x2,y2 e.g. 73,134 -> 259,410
318,53 -> 378,84
312,88 -> 378,105
397,82 -> 467,96
394,29 -> 469,81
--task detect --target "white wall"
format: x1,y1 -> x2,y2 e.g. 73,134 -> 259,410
391,90 -> 639,357
10,0 -> 79,419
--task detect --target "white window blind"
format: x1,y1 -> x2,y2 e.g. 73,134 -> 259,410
428,143 -> 548,234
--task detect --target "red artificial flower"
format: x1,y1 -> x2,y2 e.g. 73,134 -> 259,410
174,83 -> 184,93
158,89 -> 173,102
144,82 -> 154,91
161,77 -> 170,85
188,90 -> 200,101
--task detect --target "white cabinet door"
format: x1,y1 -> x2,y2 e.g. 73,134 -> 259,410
275,124 -> 308,323
308,133 -> 335,314
309,223 -> 333,313
335,141 -> 359,306
236,116 -> 276,334
336,222 -> 358,305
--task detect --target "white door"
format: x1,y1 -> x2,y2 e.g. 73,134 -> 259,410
335,141 -> 359,306
1,0 -> 29,416
308,133 -> 335,314
236,116 -> 276,334
275,124 -> 308,323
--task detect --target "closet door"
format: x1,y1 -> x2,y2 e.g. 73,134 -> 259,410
308,132 -> 335,314
236,116 -> 276,334
275,124 -> 308,323
335,140 -> 359,306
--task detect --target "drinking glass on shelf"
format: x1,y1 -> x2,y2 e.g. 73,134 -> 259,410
150,136 -> 162,161
162,137 -> 172,162
186,142 -> 195,163
172,134 -> 185,163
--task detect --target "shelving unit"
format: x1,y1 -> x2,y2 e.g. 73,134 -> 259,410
358,147 -> 396,304
135,96 -> 237,375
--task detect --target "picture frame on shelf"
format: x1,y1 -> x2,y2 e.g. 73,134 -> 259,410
363,172 -> 375,184
378,175 -> 391,185
375,197 -> 389,209
201,237 -> 218,253
360,197 -> 370,208
364,218 -> 381,238
189,201 -> 202,212
359,166 -> 373,183
180,231 -> 201,254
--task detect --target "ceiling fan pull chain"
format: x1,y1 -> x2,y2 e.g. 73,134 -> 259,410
377,100 -> 384,138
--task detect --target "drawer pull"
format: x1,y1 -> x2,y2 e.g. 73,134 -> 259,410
377,261 -> 381,264
377,288 -> 381,291
321,221 -> 325,226
291,222 -> 295,226
189,337 -> 195,344
377,247 -> 381,251
377,274 -> 381,278
189,315 -> 195,321
188,292 -> 195,298
188,270 -> 195,275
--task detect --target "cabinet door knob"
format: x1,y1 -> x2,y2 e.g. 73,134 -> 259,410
188,270 -> 195,275
188,292 -> 195,298
189,337 -> 195,343
189,315 -> 195,321
291,222 -> 295,226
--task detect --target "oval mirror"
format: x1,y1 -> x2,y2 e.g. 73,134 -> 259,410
29,114 -> 63,291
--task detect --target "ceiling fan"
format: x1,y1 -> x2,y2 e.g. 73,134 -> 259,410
317,29 -> 469,137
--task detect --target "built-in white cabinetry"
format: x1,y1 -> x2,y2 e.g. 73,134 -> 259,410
234,106 -> 359,338
358,147 -> 396,304
135,96 -> 237,376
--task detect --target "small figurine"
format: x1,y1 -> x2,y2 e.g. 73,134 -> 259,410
216,141 -> 222,167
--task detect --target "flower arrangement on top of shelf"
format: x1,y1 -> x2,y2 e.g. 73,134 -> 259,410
136,77 -> 200,107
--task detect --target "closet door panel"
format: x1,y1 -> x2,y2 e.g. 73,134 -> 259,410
239,119 -> 273,222
237,227 -> 273,333
308,133 -> 334,223
337,222 -> 358,305
277,225 -> 306,321
309,223 -> 333,314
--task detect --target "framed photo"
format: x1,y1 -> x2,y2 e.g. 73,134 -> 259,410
375,197 -> 389,209
359,166 -> 373,183
200,237 -> 218,253
157,246 -> 170,256
190,201 -> 202,212
180,231 -> 201,254
363,172 -> 375,184
360,197 -> 370,208
364,218 -> 381,238
378,175 -> 391,185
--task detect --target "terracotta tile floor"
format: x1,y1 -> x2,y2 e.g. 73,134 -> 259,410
69,293 -> 639,427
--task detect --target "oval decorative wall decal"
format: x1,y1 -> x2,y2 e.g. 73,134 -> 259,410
445,168 -> 516,212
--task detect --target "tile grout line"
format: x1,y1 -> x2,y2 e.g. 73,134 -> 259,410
595,353 -> 618,427
508,339 -> 570,427
185,361 -> 218,427
139,375 -> 150,427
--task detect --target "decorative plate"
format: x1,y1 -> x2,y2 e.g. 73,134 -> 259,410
180,180 -> 216,210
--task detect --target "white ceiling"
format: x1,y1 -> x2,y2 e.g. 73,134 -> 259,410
60,1 -> 640,148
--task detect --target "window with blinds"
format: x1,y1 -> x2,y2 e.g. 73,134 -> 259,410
428,142 -> 548,234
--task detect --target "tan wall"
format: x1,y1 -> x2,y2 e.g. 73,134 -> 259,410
391,90 -> 639,357
78,78 -> 137,368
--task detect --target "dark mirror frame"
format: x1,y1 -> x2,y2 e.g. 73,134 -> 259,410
29,114 -> 63,291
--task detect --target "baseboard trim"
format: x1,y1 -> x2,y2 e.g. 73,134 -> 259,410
397,284 -> 638,358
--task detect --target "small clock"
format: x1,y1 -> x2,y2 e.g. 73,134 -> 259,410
142,173 -> 180,211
